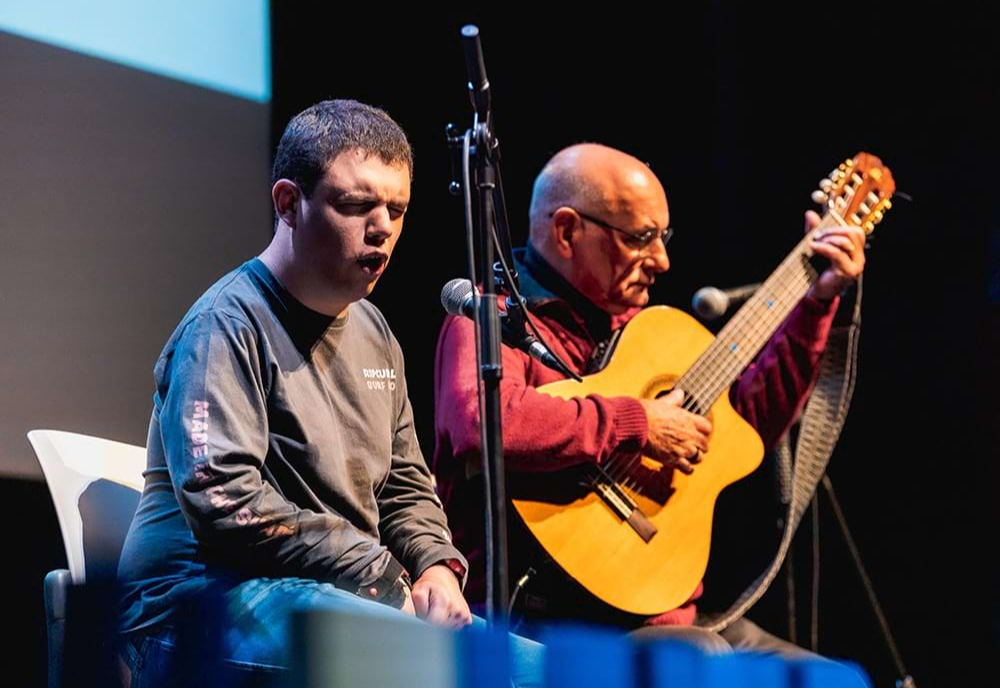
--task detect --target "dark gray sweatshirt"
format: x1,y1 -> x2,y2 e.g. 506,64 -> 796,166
118,258 -> 465,632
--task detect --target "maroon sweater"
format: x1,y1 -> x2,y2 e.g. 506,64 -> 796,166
433,247 -> 837,625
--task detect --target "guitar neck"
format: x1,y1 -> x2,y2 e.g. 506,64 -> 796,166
677,214 -> 844,414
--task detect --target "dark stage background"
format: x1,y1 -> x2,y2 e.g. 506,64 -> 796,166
272,6 -> 998,686
5,4 -> 997,685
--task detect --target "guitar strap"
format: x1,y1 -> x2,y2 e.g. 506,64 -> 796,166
700,276 -> 864,633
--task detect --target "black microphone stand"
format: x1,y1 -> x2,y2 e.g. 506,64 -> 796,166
447,24 -> 580,627
454,25 -> 508,625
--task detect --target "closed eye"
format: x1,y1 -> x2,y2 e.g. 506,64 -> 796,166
336,201 -> 375,215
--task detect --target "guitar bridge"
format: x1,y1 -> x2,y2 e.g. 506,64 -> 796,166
626,508 -> 657,543
592,472 -> 658,543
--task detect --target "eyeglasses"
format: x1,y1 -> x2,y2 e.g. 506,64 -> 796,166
551,208 -> 673,250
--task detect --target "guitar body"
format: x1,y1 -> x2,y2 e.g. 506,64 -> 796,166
511,306 -> 764,615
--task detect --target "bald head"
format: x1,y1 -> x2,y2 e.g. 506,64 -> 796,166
525,143 -> 672,315
528,143 -> 667,247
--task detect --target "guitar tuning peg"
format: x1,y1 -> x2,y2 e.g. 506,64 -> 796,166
872,210 -> 884,223
883,200 -> 893,210
859,203 -> 872,216
844,158 -> 854,167
863,221 -> 875,233
811,190 -> 829,204
819,179 -> 833,192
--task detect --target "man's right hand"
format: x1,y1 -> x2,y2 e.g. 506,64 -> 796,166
638,389 -> 712,475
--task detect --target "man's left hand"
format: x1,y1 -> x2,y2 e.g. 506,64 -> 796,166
804,210 -> 867,301
411,564 -> 473,629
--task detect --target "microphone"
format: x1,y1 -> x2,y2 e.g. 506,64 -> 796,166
441,278 -> 561,370
461,25 -> 491,124
691,282 -> 761,321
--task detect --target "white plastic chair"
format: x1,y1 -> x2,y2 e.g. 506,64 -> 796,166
28,429 -> 146,686
29,429 -> 145,583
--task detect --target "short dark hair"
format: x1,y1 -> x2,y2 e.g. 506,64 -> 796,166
271,99 -> 413,198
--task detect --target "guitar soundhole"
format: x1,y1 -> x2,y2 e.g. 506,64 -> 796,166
642,374 -> 677,401
642,375 -> 714,426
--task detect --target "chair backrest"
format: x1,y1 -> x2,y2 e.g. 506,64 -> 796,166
28,430 -> 146,584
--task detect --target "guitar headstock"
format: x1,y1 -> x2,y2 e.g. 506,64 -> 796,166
811,152 -> 895,234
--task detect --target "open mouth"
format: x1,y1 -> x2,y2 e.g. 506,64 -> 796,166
358,254 -> 388,277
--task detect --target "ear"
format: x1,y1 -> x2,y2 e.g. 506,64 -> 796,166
549,207 -> 581,260
272,179 -> 301,230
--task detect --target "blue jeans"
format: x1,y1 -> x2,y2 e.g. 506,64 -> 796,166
123,577 -> 544,687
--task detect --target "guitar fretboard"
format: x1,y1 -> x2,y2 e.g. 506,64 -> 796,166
677,214 -> 844,414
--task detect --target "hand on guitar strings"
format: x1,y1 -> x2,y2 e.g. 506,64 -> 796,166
638,389 -> 712,475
